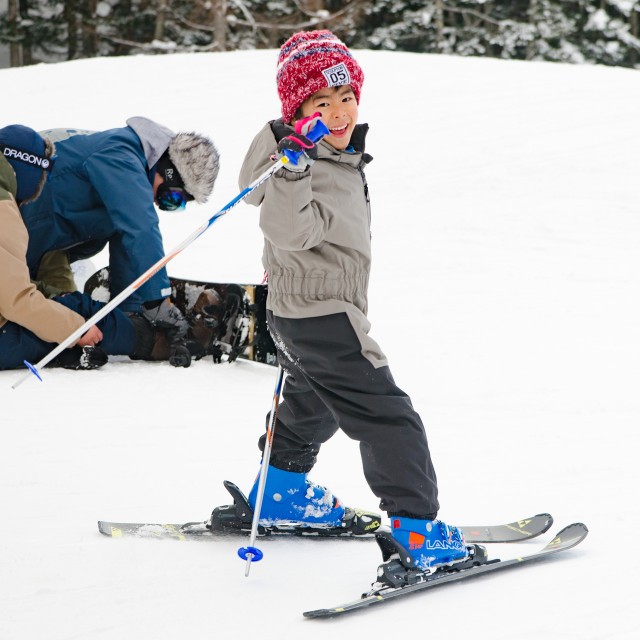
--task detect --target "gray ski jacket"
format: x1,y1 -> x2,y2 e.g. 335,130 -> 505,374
239,119 -> 387,368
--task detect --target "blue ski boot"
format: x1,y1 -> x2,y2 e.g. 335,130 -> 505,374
389,516 -> 469,571
372,517 -> 485,591
248,465 -> 346,530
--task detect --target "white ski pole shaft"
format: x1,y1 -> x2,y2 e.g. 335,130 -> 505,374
238,364 -> 285,576
10,158 -> 288,390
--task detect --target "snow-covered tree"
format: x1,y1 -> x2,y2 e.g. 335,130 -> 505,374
1,0 -> 639,69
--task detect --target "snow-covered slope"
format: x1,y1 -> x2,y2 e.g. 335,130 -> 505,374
2,49 -> 639,638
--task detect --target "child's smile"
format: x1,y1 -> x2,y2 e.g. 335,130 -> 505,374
329,123 -> 349,139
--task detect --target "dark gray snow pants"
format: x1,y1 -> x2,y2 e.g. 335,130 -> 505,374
262,311 -> 440,518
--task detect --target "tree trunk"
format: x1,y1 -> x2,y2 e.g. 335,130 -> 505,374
65,0 -> 78,60
19,0 -> 33,65
154,0 -> 168,41
82,0 -> 98,58
210,0 -> 227,52
631,7 -> 638,67
435,0 -> 444,52
8,0 -> 21,66
527,0 -> 538,60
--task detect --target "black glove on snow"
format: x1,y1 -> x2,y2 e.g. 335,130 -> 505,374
168,340 -> 207,368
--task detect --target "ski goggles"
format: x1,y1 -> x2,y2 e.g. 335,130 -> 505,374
156,183 -> 188,211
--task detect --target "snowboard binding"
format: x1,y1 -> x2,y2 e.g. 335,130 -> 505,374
188,285 -> 255,364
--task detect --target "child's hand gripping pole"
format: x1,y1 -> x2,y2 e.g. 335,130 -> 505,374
277,113 -> 328,169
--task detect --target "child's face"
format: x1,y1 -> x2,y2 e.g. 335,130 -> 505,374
296,85 -> 358,151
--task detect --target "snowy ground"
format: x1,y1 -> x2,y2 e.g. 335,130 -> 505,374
2,49 -> 640,638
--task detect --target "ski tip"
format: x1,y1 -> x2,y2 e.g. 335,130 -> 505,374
303,609 -> 332,618
565,522 -> 589,535
303,594 -> 382,619
536,513 -> 554,533
547,522 -> 589,550
97,521 -> 119,537
559,522 -> 588,534
303,604 -> 357,619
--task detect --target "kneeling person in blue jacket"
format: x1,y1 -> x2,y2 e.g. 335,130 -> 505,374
19,116 -> 220,367
0,125 -> 179,371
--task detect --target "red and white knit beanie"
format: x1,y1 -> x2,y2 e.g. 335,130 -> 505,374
276,30 -> 364,123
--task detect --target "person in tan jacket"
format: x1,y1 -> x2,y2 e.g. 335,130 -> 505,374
0,125 -> 157,370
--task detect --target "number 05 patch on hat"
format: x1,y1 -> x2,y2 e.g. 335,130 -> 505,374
322,62 -> 351,87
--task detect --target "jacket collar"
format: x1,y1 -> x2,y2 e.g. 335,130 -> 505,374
270,118 -> 372,164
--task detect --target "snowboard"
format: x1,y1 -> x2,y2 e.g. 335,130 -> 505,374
84,268 -> 277,366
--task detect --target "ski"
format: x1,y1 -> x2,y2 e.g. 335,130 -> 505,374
98,481 -> 553,543
97,514 -> 381,540
461,512 -> 553,542
303,522 -> 588,619
97,514 -> 552,543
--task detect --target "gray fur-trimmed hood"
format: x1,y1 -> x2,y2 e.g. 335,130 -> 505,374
127,116 -> 220,204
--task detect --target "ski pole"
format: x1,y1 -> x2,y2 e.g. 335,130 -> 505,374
238,363 -> 285,576
11,119 -> 329,390
236,115 -> 327,576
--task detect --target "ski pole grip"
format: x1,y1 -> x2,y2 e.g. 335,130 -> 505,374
282,120 -> 329,164
306,119 -> 330,143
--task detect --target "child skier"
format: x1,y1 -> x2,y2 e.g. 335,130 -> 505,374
234,30 -> 468,572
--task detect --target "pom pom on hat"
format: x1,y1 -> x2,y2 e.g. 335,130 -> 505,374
276,30 -> 364,123
0,124 -> 55,204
